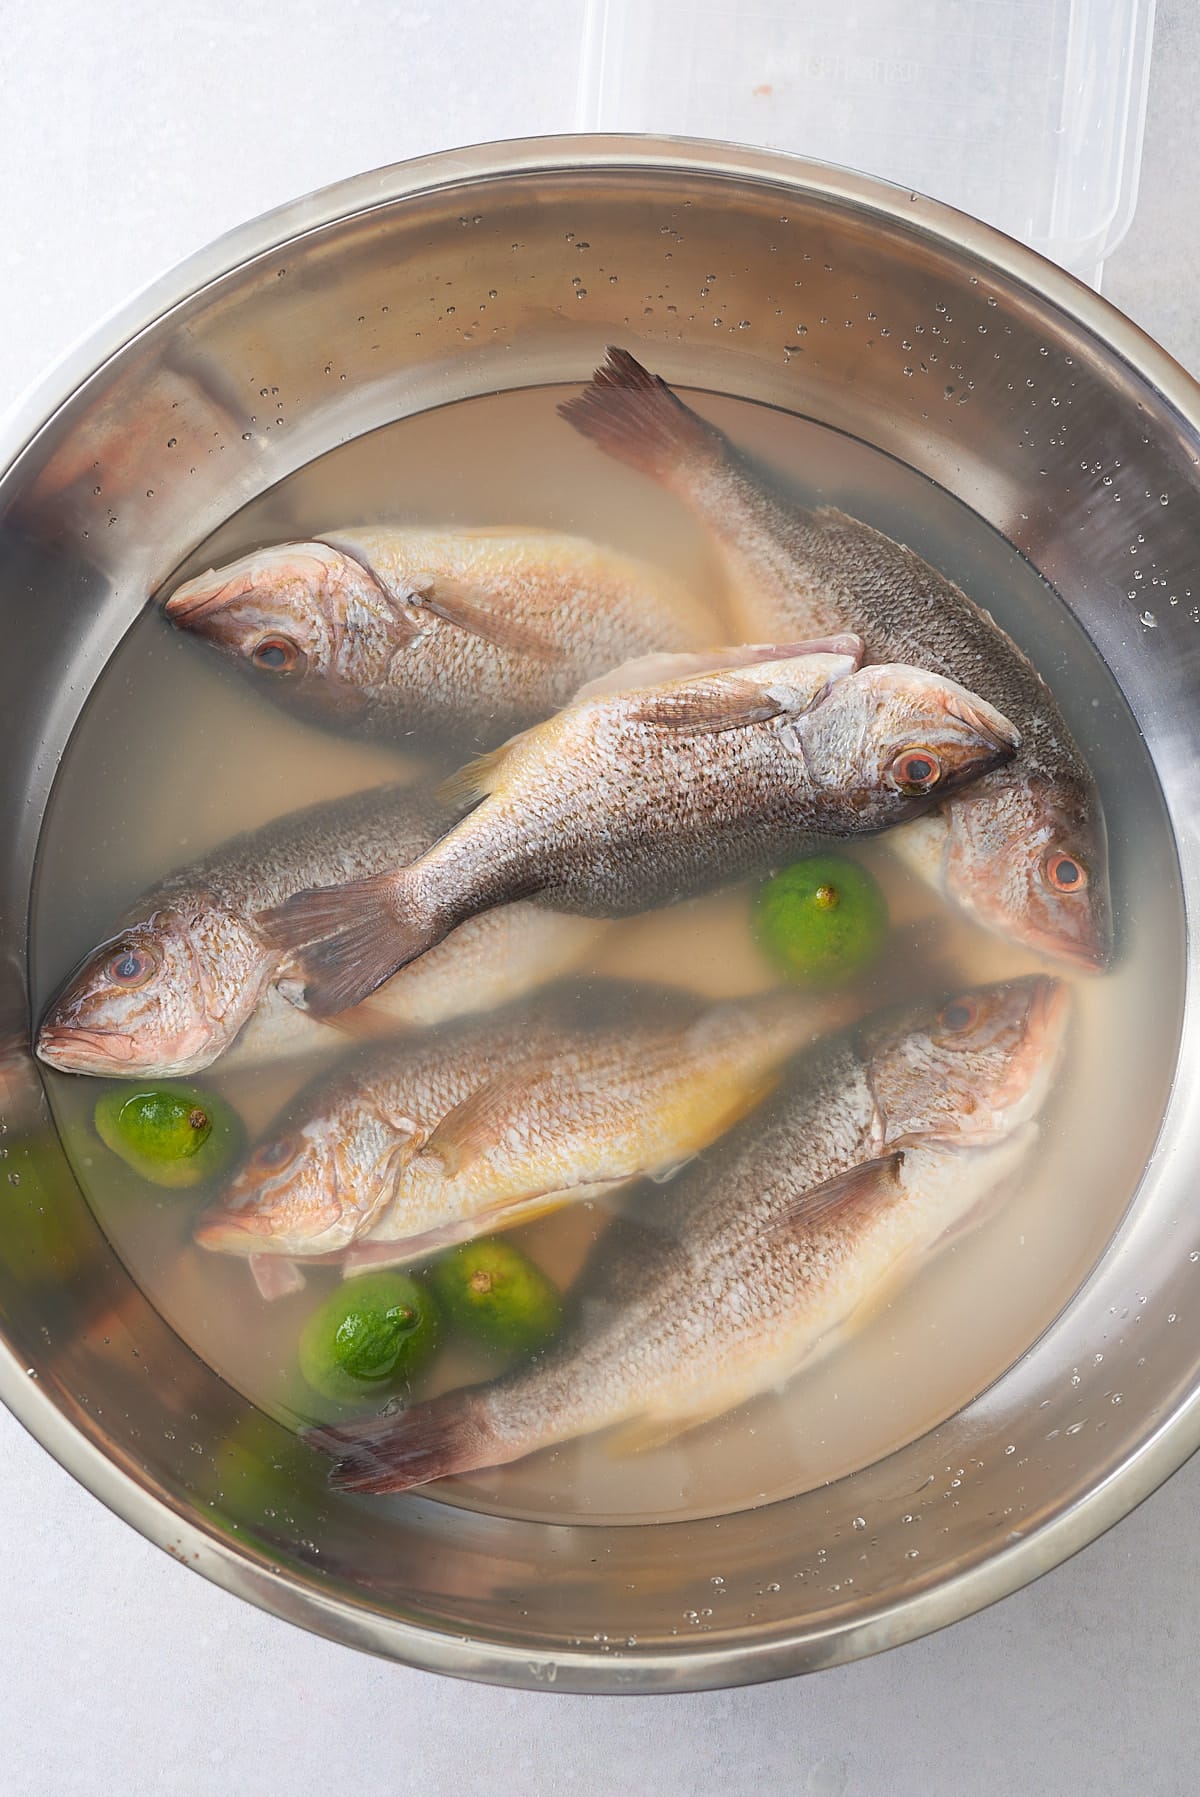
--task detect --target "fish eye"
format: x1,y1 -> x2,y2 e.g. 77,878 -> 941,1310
104,946 -> 158,989
1044,850 -> 1088,894
938,997 -> 978,1034
892,747 -> 942,794
251,1136 -> 296,1171
251,635 -> 306,676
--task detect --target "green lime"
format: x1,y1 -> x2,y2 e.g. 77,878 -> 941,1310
93,1083 -> 244,1189
430,1237 -> 563,1360
754,854 -> 889,986
298,1271 -> 440,1404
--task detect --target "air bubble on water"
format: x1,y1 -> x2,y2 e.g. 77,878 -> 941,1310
987,294 -> 998,306
852,1515 -> 866,1529
1066,1421 -> 1085,1435
905,1549 -> 920,1560
166,438 -> 177,448
1111,1393 -> 1123,1405
766,1582 -> 781,1593
710,1575 -> 724,1586
1140,611 -> 1157,628
241,433 -> 252,441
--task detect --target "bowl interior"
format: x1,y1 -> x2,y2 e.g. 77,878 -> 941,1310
1,139 -> 1198,1690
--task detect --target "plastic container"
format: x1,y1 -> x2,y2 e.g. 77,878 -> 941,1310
577,0 -> 1156,286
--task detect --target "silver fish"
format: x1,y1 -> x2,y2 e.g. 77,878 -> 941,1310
264,637 -> 1018,1017
194,983 -> 832,1268
35,780 -> 600,1079
311,975 -> 1068,1492
559,349 -> 1111,970
163,526 -> 715,747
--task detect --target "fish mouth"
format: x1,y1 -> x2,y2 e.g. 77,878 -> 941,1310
1014,921 -> 1109,974
193,1209 -> 275,1253
36,1025 -> 138,1074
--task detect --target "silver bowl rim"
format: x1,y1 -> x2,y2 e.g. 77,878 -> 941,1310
2,132 -> 1198,1693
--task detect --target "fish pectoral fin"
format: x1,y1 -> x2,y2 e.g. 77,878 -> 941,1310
625,672 -> 789,736
416,1074 -> 532,1179
763,1153 -> 905,1241
248,1255 -> 307,1301
572,637 -> 863,704
437,741 -> 521,810
408,573 -> 557,657
353,1183 -> 613,1274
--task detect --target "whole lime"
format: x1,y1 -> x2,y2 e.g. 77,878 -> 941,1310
754,854 -> 889,986
93,1084 -> 244,1189
430,1237 -> 563,1360
298,1271 -> 440,1404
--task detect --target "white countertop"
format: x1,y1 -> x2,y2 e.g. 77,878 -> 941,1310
2,5 -> 1198,1792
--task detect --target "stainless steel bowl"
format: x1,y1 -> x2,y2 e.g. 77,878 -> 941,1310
1,137 -> 1197,1693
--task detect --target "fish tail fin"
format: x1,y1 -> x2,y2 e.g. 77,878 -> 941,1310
306,1390 -> 498,1493
557,346 -> 726,483
260,869 -> 450,1018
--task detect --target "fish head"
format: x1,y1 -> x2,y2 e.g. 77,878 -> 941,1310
163,543 -> 398,721
865,975 -> 1070,1152
36,906 -> 268,1078
195,1105 -> 403,1258
803,664 -> 1020,818
935,773 -> 1112,971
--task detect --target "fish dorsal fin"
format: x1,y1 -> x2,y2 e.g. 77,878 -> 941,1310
764,1152 -> 905,1241
624,672 -> 790,736
416,1074 -> 530,1179
437,739 -> 520,811
572,636 -> 863,705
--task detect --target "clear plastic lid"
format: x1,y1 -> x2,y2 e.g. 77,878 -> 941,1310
577,0 -> 1156,286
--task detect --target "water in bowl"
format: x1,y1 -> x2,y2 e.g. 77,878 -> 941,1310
30,381 -> 1185,1526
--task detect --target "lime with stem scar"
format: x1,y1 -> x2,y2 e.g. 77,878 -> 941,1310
755,854 -> 889,986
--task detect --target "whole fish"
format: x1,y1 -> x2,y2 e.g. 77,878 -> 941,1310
195,982 -> 832,1271
311,974 -> 1067,1492
163,526 -> 715,747
35,780 -> 601,1079
559,349 -> 1111,970
264,636 -> 1018,1017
